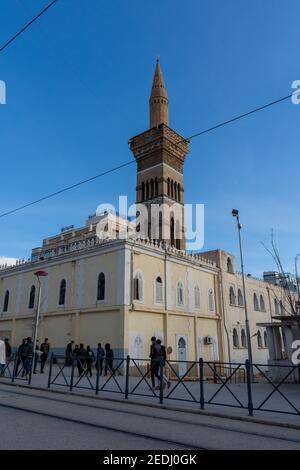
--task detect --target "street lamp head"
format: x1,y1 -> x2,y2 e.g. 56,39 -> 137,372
232,209 -> 239,217
34,270 -> 48,277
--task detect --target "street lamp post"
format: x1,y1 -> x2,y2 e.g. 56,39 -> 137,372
29,270 -> 48,383
232,209 -> 253,371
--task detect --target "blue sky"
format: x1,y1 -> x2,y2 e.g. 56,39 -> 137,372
0,0 -> 299,276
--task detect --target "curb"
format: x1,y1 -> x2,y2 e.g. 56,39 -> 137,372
1,379 -> 300,431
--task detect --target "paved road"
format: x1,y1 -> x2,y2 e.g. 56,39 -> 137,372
0,384 -> 300,450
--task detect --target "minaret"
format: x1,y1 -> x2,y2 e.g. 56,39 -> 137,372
129,61 -> 189,250
149,59 -> 169,128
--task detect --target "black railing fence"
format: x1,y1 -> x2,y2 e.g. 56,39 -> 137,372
1,353 -> 300,418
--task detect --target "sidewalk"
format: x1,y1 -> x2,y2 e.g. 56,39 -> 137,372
2,361 -> 300,428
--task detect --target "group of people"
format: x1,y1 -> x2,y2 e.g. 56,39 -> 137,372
65,341 -> 114,378
149,336 -> 171,390
16,337 -> 50,377
0,337 -> 50,378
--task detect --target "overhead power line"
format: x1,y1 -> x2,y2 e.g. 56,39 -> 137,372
0,91 -> 294,220
0,0 -> 59,53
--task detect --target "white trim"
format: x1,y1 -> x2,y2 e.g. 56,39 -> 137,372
137,162 -> 184,178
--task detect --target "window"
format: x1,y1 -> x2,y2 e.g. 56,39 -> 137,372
237,289 -> 243,307
274,298 -> 279,315
3,290 -> 9,312
28,285 -> 36,309
59,279 -> 66,306
171,180 -> 174,198
167,178 -> 170,196
233,328 -> 239,348
264,331 -> 268,348
146,180 -> 149,199
279,300 -> 284,315
241,329 -> 247,348
208,288 -> 215,312
174,182 -> 177,200
133,272 -> 143,301
253,293 -> 259,311
260,295 -> 265,311
97,272 -> 105,301
257,330 -> 263,348
178,183 -> 181,202
155,177 -> 158,197
150,178 -> 154,198
194,285 -> 200,309
170,216 -> 175,247
227,257 -> 233,273
141,182 -> 145,201
155,276 -> 163,303
177,281 -> 184,306
229,286 -> 236,305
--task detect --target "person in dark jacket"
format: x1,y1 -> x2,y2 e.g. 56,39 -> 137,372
104,343 -> 114,376
40,338 -> 50,373
16,339 -> 26,376
4,338 -> 11,360
24,337 -> 34,377
77,344 -> 87,376
96,343 -> 105,376
149,336 -> 160,388
86,346 -> 95,377
65,340 -> 74,366
156,339 -> 171,389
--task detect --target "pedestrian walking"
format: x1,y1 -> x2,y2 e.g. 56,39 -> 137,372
0,339 -> 6,376
65,340 -> 74,366
16,339 -> 27,376
77,344 -> 87,376
40,338 -> 50,373
156,339 -> 171,389
4,338 -> 11,360
104,343 -> 114,376
149,336 -> 160,388
86,346 -> 95,377
96,343 -> 105,376
24,337 -> 34,378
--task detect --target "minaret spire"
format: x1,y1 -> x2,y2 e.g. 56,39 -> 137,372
149,59 -> 169,128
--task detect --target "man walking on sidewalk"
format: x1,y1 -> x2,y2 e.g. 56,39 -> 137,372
40,338 -> 50,374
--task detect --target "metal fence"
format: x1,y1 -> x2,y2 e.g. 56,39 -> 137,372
1,353 -> 300,418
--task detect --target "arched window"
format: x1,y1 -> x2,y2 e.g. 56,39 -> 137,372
141,182 -> 145,201
194,285 -> 200,309
133,272 -> 143,301
176,281 -> 184,306
171,180 -> 174,199
229,286 -> 236,305
233,328 -> 239,348
253,293 -> 259,311
28,285 -> 36,309
155,177 -> 158,197
97,272 -> 105,301
274,298 -> 279,315
150,178 -> 154,198
237,289 -> 243,307
174,182 -> 177,200
175,220 -> 181,250
279,300 -> 284,315
178,183 -> 181,202
264,331 -> 268,348
3,290 -> 9,313
170,216 -> 175,246
146,180 -> 149,199
167,178 -> 170,196
155,276 -> 163,303
241,329 -> 247,348
260,295 -> 265,311
59,279 -> 66,306
208,288 -> 215,312
227,257 -> 233,273
257,330 -> 263,348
